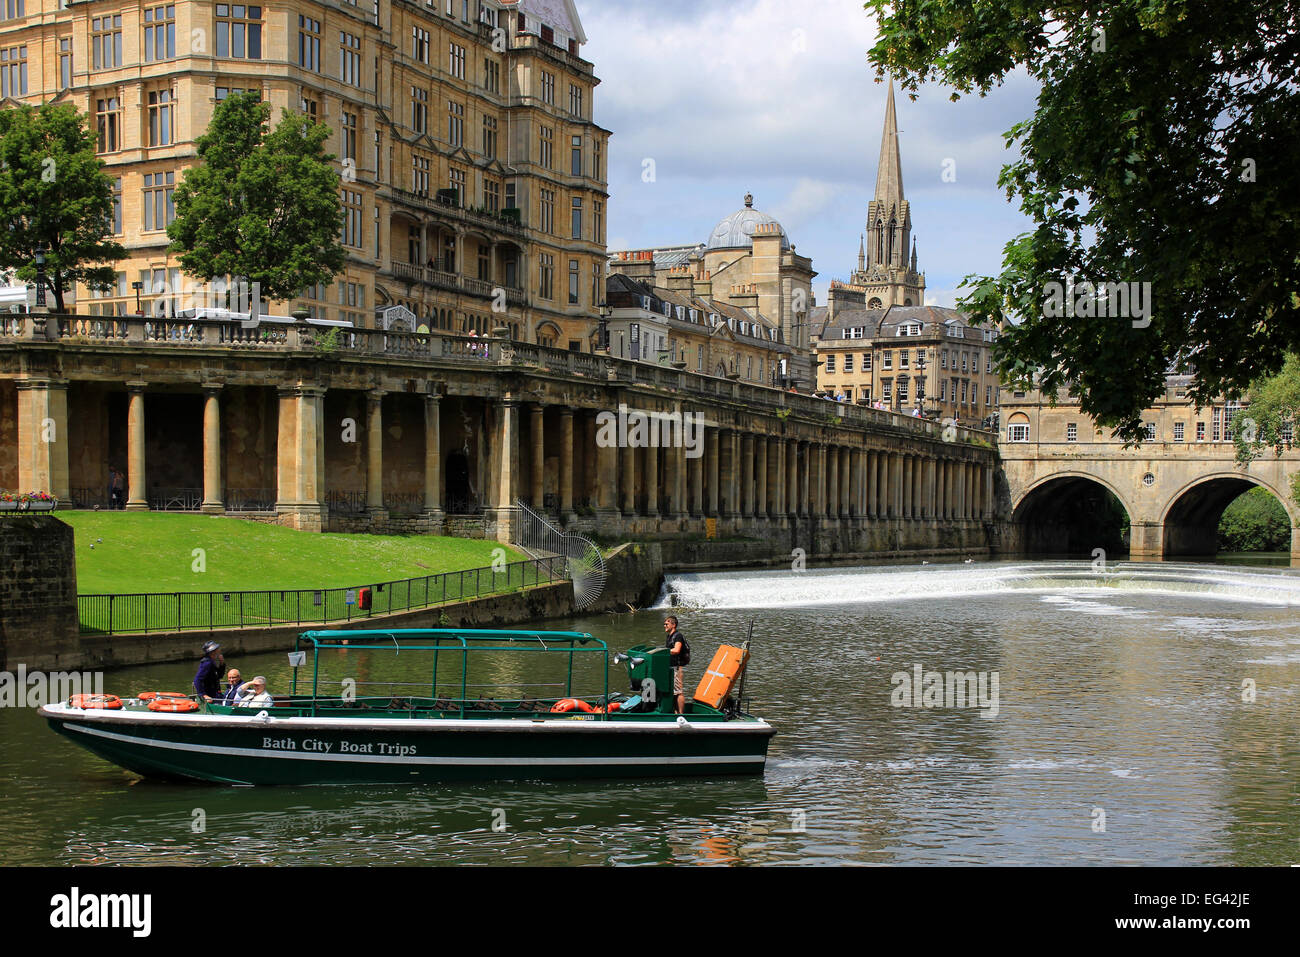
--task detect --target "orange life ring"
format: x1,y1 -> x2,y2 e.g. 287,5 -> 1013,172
69,694 -> 123,710
147,697 -> 200,713
550,698 -> 596,714
138,691 -> 189,702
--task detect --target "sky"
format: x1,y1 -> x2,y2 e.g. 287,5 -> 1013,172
579,0 -> 1041,309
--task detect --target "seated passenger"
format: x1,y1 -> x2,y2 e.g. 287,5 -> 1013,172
222,669 -> 244,705
236,675 -> 274,709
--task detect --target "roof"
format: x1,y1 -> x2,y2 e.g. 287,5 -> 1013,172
705,194 -> 790,252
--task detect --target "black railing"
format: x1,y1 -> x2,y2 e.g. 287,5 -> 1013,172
69,487 -> 112,509
325,490 -> 368,515
225,488 -> 277,512
148,487 -> 203,511
445,494 -> 483,515
384,491 -> 425,515
77,555 -> 570,635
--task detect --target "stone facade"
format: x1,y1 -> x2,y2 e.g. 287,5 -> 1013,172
999,380 -> 1300,560
0,0 -> 610,348
0,516 -> 81,671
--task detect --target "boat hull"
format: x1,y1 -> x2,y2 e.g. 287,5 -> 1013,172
39,703 -> 775,785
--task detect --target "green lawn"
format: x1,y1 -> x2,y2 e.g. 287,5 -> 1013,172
61,512 -> 522,594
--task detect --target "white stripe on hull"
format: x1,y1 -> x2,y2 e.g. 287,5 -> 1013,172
65,723 -> 766,767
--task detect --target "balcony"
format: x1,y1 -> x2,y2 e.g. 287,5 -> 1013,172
388,187 -> 526,238
388,261 -> 527,307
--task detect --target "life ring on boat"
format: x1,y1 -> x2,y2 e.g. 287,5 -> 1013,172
68,694 -> 123,710
138,691 -> 189,702
147,697 -> 200,713
550,698 -> 596,714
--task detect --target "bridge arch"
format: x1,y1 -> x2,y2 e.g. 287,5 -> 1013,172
1160,471 -> 1297,558
1011,472 -> 1135,556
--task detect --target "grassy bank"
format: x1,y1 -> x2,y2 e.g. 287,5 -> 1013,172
60,512 -> 520,594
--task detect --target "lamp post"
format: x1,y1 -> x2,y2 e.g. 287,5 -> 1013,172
132,281 -> 144,316
597,300 -> 611,353
33,247 -> 47,309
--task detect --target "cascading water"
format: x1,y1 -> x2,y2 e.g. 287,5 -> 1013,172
656,561 -> 1300,610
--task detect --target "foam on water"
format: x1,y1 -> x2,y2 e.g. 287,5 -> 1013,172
657,561 -> 1300,610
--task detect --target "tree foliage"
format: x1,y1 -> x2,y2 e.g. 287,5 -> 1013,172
1217,487 -> 1290,552
168,93 -> 346,304
1230,352 -> 1300,466
865,1 -> 1300,443
0,103 -> 125,311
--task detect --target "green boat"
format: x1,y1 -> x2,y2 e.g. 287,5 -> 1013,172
39,630 -> 775,785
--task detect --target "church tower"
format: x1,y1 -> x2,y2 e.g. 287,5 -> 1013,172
849,80 -> 926,308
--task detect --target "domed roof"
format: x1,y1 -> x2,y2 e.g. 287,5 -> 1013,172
705,193 -> 791,252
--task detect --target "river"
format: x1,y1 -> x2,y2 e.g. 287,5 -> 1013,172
3,560 -> 1298,865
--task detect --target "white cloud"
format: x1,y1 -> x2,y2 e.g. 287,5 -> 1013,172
579,0 -> 1039,308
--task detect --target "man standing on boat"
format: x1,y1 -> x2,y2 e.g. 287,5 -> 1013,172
193,641 -> 224,702
664,616 -> 687,714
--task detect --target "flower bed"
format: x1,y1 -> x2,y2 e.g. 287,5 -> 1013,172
0,491 -> 59,512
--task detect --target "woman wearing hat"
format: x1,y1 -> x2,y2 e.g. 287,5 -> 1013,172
193,641 -> 224,702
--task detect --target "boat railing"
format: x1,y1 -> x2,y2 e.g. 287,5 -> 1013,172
290,629 -> 613,719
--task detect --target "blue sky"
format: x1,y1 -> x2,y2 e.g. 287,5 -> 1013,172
580,0 -> 1040,308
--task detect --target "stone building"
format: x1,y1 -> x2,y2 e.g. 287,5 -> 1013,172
0,0 -> 609,346
811,294 -> 999,428
608,193 -> 817,388
604,272 -> 792,385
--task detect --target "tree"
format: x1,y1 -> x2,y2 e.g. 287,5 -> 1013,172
865,1 -> 1300,443
0,103 -> 125,312
1230,353 -> 1300,466
1217,487 -> 1290,553
168,93 -> 346,305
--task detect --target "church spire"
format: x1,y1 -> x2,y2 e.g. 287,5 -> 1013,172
858,235 -> 866,272
873,78 -> 905,206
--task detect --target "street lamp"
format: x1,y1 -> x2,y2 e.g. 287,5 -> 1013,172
132,281 -> 144,316
33,247 -> 47,308
597,300 -> 611,353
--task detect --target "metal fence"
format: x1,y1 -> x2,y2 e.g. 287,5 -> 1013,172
77,555 -> 569,636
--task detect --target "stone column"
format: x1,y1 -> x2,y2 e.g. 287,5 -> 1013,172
706,428 -> 720,517
913,455 -> 924,520
560,408 -> 575,521
878,450 -> 890,519
814,444 -> 827,517
666,438 -> 685,519
786,439 -> 798,518
424,394 -> 444,521
770,437 -> 783,519
644,444 -> 659,517
126,382 -> 148,510
740,433 -> 754,518
827,445 -> 840,521
718,430 -> 733,517
16,379 -> 70,502
892,452 -> 904,519
689,440 -> 704,517
201,385 -> 223,513
984,465 -> 995,520
755,436 -> 768,518
488,399 -> 521,541
621,443 -> 637,516
366,391 -> 385,514
276,386 -> 325,530
902,455 -> 913,520
925,457 -> 936,520
529,404 -> 545,510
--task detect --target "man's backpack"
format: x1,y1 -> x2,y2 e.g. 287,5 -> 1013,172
678,636 -> 691,666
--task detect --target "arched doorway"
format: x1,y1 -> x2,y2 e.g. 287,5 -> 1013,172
1163,476 -> 1293,559
1013,476 -> 1131,557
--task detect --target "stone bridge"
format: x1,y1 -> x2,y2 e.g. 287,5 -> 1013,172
998,393 -> 1300,562
0,314 -> 998,559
